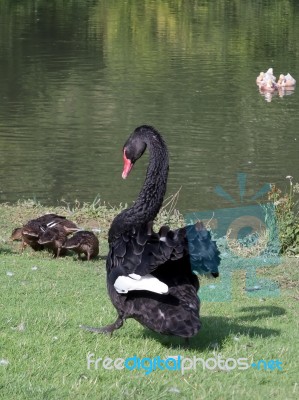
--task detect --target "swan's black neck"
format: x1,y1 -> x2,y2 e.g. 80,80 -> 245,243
108,129 -> 169,242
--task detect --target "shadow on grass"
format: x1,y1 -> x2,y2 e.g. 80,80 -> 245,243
68,254 -> 107,262
0,247 -> 15,255
237,305 -> 286,321
140,305 -> 285,350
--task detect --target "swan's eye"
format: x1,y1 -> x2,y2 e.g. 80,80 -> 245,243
123,146 -> 135,163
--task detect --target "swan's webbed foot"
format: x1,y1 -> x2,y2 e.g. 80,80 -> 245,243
80,316 -> 124,336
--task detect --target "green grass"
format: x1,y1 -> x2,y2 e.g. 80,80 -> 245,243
0,203 -> 298,400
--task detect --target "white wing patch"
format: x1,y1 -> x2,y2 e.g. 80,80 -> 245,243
114,274 -> 168,294
128,273 -> 141,280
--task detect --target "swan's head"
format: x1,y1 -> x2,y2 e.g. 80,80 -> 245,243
122,126 -> 153,179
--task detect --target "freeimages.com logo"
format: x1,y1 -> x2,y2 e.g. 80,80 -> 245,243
185,173 -> 281,301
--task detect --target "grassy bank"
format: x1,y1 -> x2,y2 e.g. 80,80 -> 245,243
0,202 -> 298,400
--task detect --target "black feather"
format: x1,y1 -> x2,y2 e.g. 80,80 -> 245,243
89,126 -> 221,339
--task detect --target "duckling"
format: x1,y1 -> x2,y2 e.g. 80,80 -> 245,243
14,220 -> 45,252
11,214 -> 79,253
11,226 -> 42,252
37,225 -> 68,257
11,227 -> 23,241
63,231 -> 99,261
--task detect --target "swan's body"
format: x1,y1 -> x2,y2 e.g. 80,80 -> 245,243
82,125 -> 220,338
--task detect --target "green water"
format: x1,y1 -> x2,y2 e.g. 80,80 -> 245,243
0,0 -> 298,213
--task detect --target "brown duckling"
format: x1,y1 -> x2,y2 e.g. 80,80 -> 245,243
11,214 -> 79,253
63,231 -> 99,261
11,220 -> 45,252
11,227 -> 23,241
11,227 -> 32,251
37,225 -> 68,257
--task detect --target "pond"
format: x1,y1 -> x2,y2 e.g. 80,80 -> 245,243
0,0 -> 298,214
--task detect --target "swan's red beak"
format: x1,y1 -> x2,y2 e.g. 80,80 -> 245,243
122,150 -> 133,179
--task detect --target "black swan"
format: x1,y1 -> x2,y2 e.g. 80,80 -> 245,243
82,125 -> 220,338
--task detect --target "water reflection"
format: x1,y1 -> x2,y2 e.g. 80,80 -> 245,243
0,0 -> 298,213
259,87 -> 295,103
